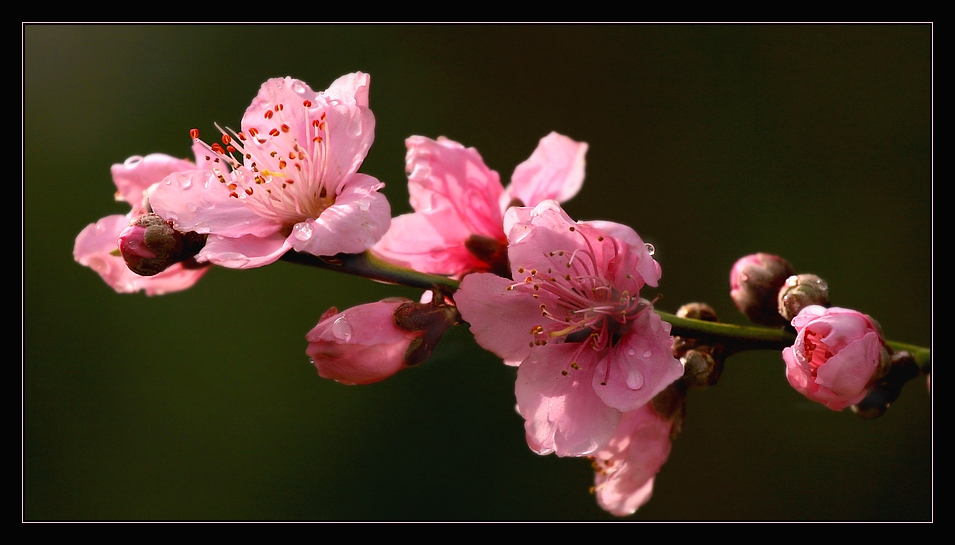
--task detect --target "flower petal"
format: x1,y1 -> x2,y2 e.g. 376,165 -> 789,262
290,173 -> 391,256
505,132 -> 587,208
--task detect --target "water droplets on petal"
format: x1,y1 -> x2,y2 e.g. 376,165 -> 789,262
626,368 -> 645,390
645,243 -> 655,256
293,222 -> 313,241
642,349 -> 653,358
194,221 -> 210,234
124,156 -> 143,168
332,316 -> 353,341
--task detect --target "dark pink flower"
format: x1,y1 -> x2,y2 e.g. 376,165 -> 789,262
73,153 -> 210,295
455,201 -> 683,456
372,133 -> 587,278
149,74 -> 390,268
591,404 -> 673,516
783,305 -> 890,411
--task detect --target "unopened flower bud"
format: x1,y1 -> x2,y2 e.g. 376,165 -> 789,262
307,298 -> 459,385
783,306 -> 890,411
778,274 -> 830,322
730,253 -> 794,326
118,213 -> 205,276
681,349 -> 723,388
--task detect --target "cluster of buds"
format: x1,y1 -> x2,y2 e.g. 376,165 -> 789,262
729,253 -> 918,416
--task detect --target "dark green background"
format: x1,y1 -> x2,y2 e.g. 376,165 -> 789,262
24,25 -> 932,520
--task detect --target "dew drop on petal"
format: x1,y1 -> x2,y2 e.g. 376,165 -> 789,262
293,222 -> 313,241
292,81 -> 306,94
181,177 -> 192,189
627,368 -> 645,390
124,156 -> 143,168
186,202 -> 198,212
642,349 -> 653,358
332,316 -> 353,342
194,221 -> 210,234
645,243 -> 655,256
627,348 -> 636,356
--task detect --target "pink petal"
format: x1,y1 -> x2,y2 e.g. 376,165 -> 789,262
592,312 -> 683,413
455,272 -> 550,366
515,344 -> 621,457
505,132 -> 587,208
149,170 -> 281,239
290,173 -> 391,256
372,212 -> 483,274
199,232 -> 291,269
111,153 -> 196,213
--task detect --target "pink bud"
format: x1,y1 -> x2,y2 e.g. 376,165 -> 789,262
782,306 -> 890,411
730,253 -> 794,326
306,299 -> 456,385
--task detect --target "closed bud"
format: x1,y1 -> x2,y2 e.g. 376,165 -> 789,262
118,213 -> 205,276
730,253 -> 794,326
778,274 -> 830,322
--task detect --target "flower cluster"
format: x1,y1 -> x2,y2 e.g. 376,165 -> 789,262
74,72 -> 926,518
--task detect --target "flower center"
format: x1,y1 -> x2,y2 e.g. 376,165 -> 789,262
508,225 -> 647,353
191,99 -> 335,226
803,329 -> 834,374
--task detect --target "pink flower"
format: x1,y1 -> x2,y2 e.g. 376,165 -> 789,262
782,305 -> 890,411
372,133 -> 587,278
73,153 -> 210,295
455,201 -> 684,456
149,73 -> 390,269
591,403 -> 673,517
307,301 -> 419,385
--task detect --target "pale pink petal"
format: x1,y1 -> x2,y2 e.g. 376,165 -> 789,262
593,405 -> 673,516
455,272 -> 551,366
504,132 -> 587,208
149,170 -> 281,239
516,345 -> 621,457
593,312 -> 684,412
405,136 -> 505,240
111,153 -> 196,212
372,212 -> 482,274
199,231 -> 291,269
290,173 -> 391,256
585,220 -> 661,288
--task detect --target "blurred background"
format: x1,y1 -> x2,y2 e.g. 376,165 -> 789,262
24,25 -> 932,520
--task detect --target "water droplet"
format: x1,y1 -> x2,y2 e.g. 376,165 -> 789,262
627,348 -> 636,356
181,177 -> 192,189
626,368 -> 645,390
292,82 -> 306,94
332,316 -> 353,342
645,243 -> 655,256
200,198 -> 215,209
124,156 -> 143,168
186,202 -> 198,212
642,350 -> 653,358
293,222 -> 313,241
194,221 -> 210,234
165,213 -> 179,221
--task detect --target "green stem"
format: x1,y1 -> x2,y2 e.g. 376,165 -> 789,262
281,250 -> 931,368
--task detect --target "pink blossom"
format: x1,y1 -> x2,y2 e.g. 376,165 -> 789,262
455,201 -> 684,456
591,403 -> 673,516
372,133 -> 587,278
149,73 -> 390,269
782,305 -> 890,411
73,153 -> 210,295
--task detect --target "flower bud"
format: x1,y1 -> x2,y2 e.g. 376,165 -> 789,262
782,306 -> 890,411
778,274 -> 830,322
118,213 -> 205,276
307,298 -> 457,385
729,253 -> 794,326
